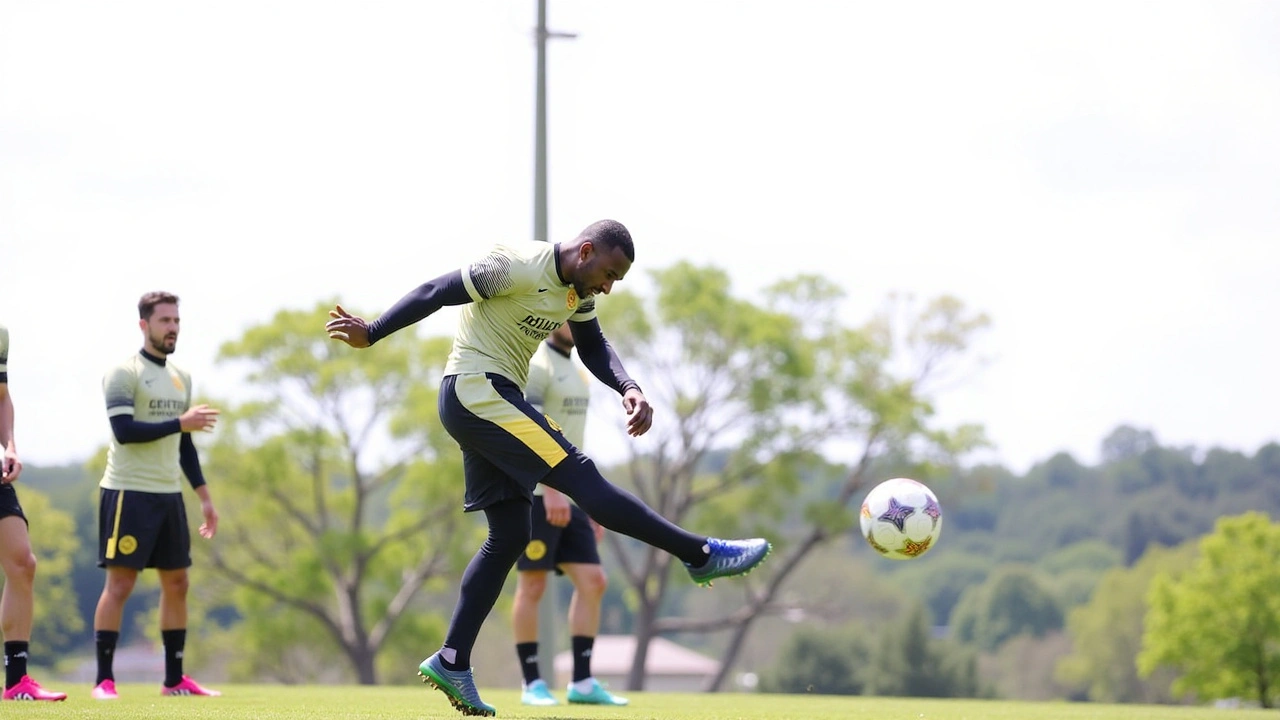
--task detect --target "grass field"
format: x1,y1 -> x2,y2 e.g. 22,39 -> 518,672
0,684 -> 1270,720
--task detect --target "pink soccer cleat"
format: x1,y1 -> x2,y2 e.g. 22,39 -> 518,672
3,675 -> 68,701
162,675 -> 221,697
91,679 -> 119,700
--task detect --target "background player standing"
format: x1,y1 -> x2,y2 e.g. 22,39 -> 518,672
0,324 -> 67,701
513,323 -> 626,706
91,292 -> 222,700
326,219 -> 770,716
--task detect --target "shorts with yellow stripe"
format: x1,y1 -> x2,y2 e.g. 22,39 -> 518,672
439,372 -> 577,512
97,488 -> 191,570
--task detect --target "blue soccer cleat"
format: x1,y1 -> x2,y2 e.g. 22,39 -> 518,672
685,538 -> 772,587
520,679 -> 558,706
418,652 -> 496,717
567,678 -> 628,705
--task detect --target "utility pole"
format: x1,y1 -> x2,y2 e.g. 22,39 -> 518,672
532,0 -> 576,688
534,0 -> 575,243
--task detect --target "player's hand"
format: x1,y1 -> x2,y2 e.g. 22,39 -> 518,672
326,305 -> 371,348
621,388 -> 653,437
199,500 -> 219,539
179,404 -> 220,433
1,449 -> 21,484
543,489 -> 571,527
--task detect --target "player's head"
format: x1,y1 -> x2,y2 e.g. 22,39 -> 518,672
570,219 -> 633,298
138,291 -> 181,356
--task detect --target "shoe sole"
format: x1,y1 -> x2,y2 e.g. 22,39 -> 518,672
692,542 -> 773,588
418,666 -> 496,717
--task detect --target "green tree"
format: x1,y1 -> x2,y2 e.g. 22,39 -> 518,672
1055,543 -> 1193,703
596,266 -> 989,690
759,624 -> 870,695
867,602 -> 981,698
951,566 -> 1062,651
198,302 -> 476,684
1139,512 -> 1280,708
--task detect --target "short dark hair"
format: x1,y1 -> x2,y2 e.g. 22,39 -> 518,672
138,291 -> 180,320
579,219 -> 634,262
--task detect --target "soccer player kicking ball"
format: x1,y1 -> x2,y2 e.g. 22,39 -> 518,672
327,220 -> 770,717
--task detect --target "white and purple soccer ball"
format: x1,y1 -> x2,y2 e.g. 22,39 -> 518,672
859,477 -> 943,560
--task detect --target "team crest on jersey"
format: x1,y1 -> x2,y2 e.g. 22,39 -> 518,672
566,288 -> 578,310
171,375 -> 185,391
525,540 -> 547,561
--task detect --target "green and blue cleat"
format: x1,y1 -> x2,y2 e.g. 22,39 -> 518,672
567,678 -> 628,705
418,652 -> 496,717
686,537 -> 772,587
520,679 -> 558,706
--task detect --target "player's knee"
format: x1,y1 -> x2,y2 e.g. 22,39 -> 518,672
159,572 -> 190,597
104,573 -> 138,600
577,567 -> 608,600
518,572 -> 548,600
1,550 -> 36,583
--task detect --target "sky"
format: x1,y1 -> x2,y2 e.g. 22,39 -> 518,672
1,0 -> 1278,475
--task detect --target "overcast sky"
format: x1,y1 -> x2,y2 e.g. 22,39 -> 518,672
2,0 -> 1277,475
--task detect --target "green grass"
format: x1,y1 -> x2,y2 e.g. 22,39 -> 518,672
0,684 -> 1271,720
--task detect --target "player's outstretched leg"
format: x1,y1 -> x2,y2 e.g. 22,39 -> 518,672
684,538 -> 772,587
419,651 -> 496,717
543,454 -> 773,586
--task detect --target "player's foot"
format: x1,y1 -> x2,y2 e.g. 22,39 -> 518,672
686,537 -> 772,587
418,652 -> 496,717
567,677 -> 629,705
2,675 -> 67,701
91,679 -> 119,700
162,675 -> 222,696
520,678 -> 559,706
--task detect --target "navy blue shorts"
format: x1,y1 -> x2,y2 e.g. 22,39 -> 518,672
0,483 -> 26,525
517,496 -> 601,573
98,489 -> 191,570
438,373 -> 577,512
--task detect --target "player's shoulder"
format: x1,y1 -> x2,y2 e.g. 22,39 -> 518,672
105,352 -> 144,377
486,241 -> 555,267
0,323 -> 8,348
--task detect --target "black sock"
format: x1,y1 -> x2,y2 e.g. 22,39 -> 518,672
4,641 -> 29,689
543,453 -> 709,565
95,630 -> 119,684
162,629 -> 186,687
516,642 -> 541,685
571,636 -> 594,683
441,500 -> 532,671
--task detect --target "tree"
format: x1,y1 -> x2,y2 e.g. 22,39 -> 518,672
1139,512 -> 1280,708
950,566 -> 1062,651
1055,543 -> 1193,703
868,602 -> 981,698
198,302 -> 475,684
759,624 -> 870,695
594,265 -> 989,690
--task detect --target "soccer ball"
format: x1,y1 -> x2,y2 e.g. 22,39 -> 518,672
859,477 -> 943,560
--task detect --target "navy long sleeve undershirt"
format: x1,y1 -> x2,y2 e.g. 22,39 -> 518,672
570,319 -> 641,396
108,415 -> 206,489
367,270 -> 472,345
